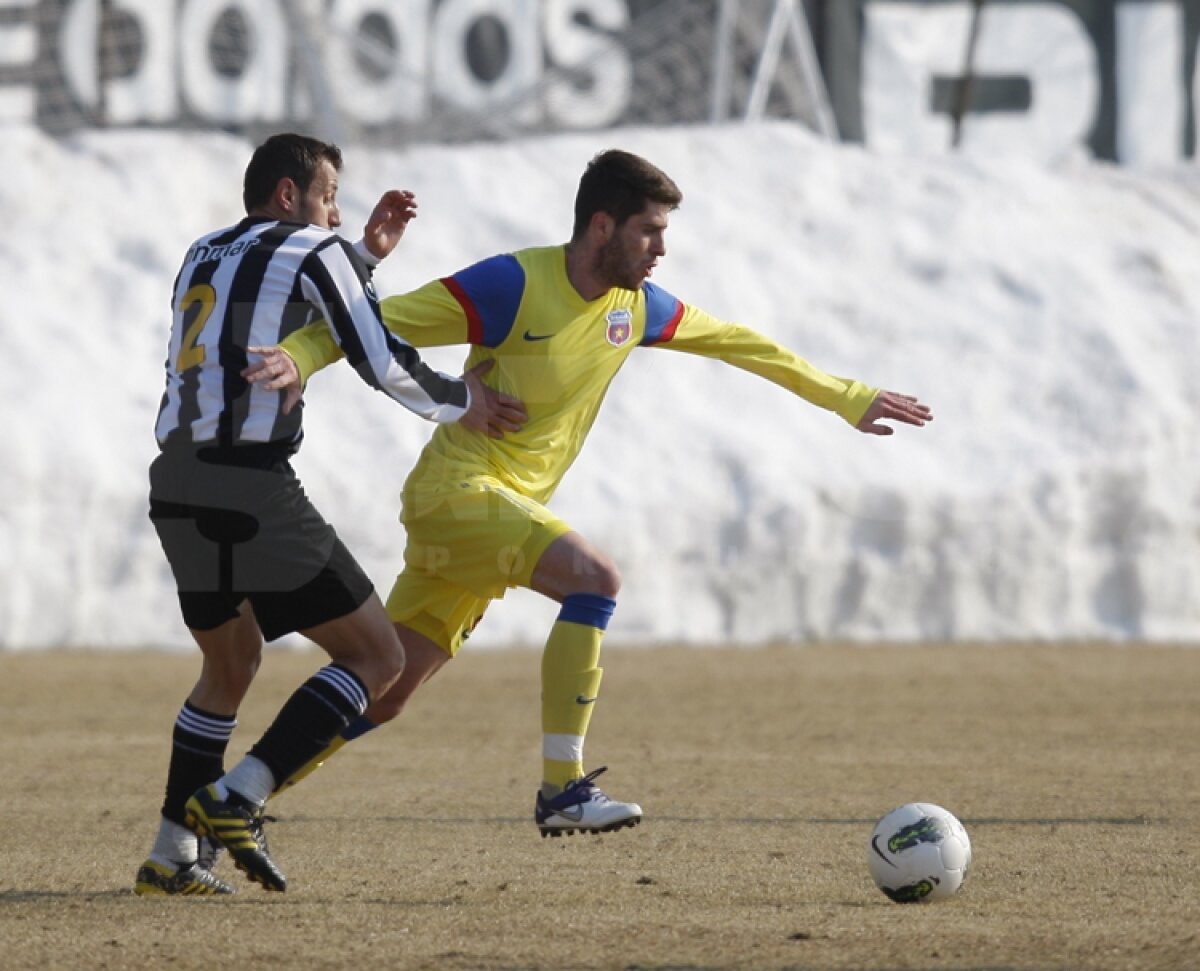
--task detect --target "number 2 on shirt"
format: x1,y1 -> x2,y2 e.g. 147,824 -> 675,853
176,283 -> 215,373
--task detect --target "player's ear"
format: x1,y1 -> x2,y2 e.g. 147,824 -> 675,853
275,177 -> 299,215
588,210 -> 615,242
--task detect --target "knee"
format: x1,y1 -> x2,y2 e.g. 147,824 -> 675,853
360,632 -> 406,701
366,677 -> 414,724
585,554 -> 621,599
362,626 -> 449,724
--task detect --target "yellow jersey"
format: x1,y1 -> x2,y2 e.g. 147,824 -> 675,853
282,244 -> 878,512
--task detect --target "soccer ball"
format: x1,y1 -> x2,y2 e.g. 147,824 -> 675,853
867,802 -> 972,903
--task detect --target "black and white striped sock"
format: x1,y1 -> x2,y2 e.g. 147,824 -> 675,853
161,701 -> 236,826
244,664 -> 369,794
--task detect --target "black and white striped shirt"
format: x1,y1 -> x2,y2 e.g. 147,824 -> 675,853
155,217 -> 468,449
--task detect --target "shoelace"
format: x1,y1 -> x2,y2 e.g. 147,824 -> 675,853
552,766 -> 610,806
249,813 -> 276,852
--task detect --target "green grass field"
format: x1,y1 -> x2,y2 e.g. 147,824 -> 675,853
1,644 -> 1196,970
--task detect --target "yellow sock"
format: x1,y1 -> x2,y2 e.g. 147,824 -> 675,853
541,595 -> 615,790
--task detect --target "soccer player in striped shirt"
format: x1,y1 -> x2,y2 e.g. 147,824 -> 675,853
247,149 -> 932,837
135,133 -> 524,896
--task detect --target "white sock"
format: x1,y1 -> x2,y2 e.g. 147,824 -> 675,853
150,817 -> 198,867
219,756 -> 276,807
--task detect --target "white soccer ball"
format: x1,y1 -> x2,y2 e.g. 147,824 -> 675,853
867,802 -> 972,903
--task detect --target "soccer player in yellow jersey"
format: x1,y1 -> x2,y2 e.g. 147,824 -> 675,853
246,149 -> 932,836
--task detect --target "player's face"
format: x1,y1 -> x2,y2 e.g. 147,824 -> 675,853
600,202 -> 670,290
295,160 -> 342,230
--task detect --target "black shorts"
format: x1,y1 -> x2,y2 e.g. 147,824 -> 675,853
148,444 -> 374,641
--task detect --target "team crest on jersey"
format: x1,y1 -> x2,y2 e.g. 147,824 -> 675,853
605,308 -> 633,347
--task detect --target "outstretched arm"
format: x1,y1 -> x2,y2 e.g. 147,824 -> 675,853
643,293 -> 931,433
646,306 -> 878,425
247,273 -> 494,419
243,347 -> 526,438
273,277 -> 483,394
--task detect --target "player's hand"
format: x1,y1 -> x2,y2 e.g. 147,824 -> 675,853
458,359 -> 527,439
243,346 -> 303,415
362,189 -> 418,260
855,390 -> 932,436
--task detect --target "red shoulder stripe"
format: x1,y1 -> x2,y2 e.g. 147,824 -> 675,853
655,300 -> 685,344
440,276 -> 483,345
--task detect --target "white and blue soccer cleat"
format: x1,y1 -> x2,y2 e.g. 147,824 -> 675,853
535,767 -> 642,837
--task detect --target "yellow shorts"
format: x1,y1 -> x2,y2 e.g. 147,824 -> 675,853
385,481 -> 571,656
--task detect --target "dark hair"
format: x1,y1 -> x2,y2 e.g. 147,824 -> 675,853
242,133 -> 343,213
571,149 -> 682,239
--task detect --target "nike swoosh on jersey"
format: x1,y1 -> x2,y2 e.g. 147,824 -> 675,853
523,329 -> 555,341
576,695 -> 598,705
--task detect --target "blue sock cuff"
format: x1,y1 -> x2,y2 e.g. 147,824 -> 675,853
558,593 -> 617,631
341,715 -> 377,741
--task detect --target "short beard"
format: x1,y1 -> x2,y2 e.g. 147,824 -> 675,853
596,236 -> 640,291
